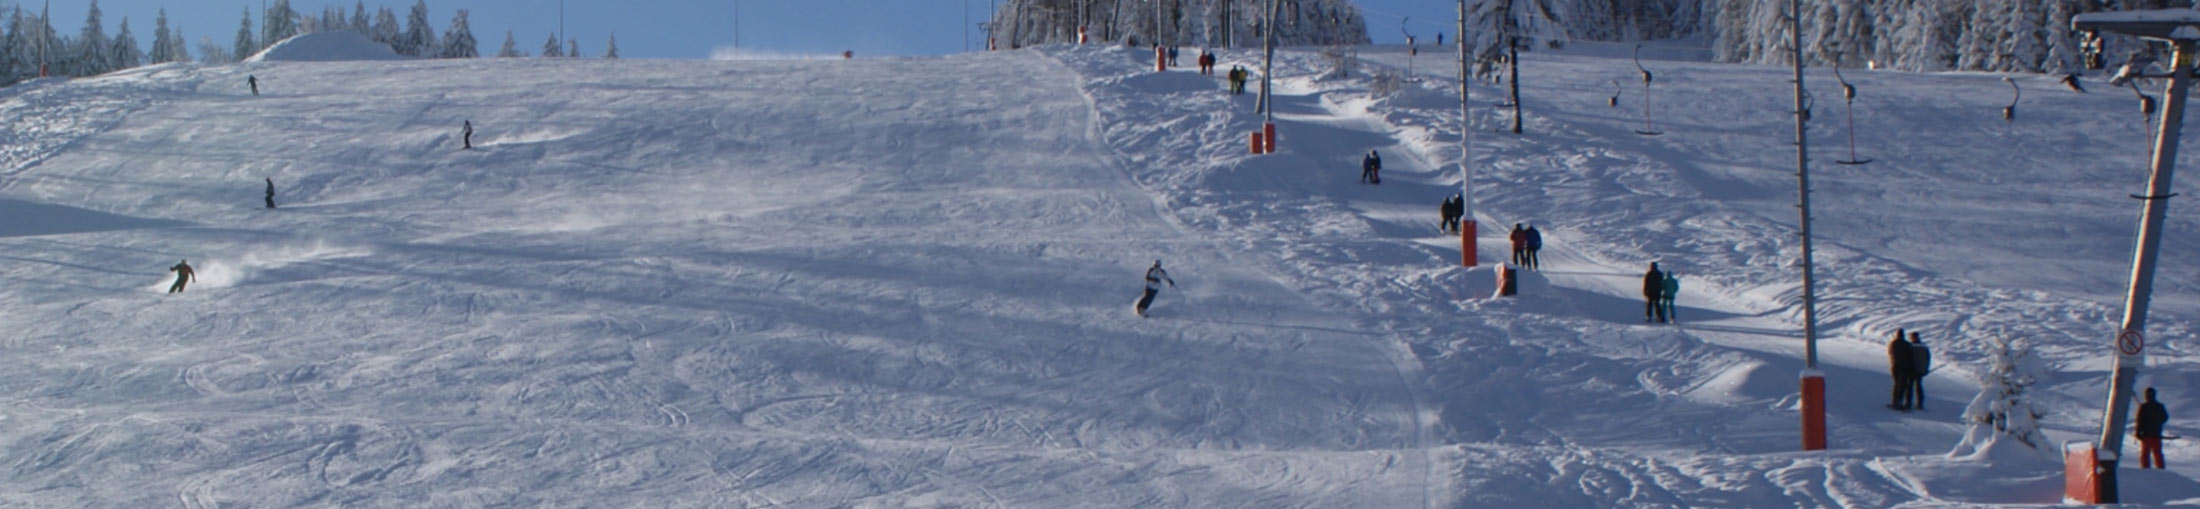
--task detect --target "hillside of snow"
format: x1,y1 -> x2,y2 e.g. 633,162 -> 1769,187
0,40 -> 2194,507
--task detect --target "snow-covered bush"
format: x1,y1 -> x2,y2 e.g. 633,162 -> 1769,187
1367,70 -> 1403,100
1320,45 -> 1356,80
1951,334 -> 2053,460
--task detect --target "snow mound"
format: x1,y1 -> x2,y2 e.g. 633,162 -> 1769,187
245,32 -> 405,62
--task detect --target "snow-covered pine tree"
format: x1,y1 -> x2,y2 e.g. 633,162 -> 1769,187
1,8 -> 20,84
605,33 -> 618,59
1711,0 -> 1758,63
167,26 -> 189,64
370,7 -> 401,50
541,32 -> 562,57
496,31 -> 521,57
352,1 -> 369,33
2040,0 -> 2082,75
1952,334 -> 2053,459
197,35 -> 231,64
1996,0 -> 2046,73
438,9 -> 476,59
111,17 -> 141,71
988,0 -> 1368,50
149,9 -> 173,64
262,0 -> 298,49
74,0 -> 110,76
400,0 -> 435,57
233,7 -> 256,63
1954,2 -> 1997,71
1823,0 -> 1874,67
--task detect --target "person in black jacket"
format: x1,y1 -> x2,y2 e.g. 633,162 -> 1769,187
1907,331 -> 1931,411
2137,387 -> 2170,469
1642,263 -> 1666,323
1523,225 -> 1543,270
264,178 -> 276,209
1888,329 -> 1914,411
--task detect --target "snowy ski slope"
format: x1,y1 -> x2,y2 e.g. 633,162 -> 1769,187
0,37 -> 2195,507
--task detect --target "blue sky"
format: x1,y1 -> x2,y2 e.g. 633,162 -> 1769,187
54,1 -> 1454,60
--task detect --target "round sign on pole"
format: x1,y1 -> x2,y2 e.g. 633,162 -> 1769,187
2118,329 -> 2145,356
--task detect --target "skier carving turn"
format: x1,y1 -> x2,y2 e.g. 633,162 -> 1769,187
168,260 -> 196,293
1135,259 -> 1176,318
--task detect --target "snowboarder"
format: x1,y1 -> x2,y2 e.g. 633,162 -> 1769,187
1523,224 -> 1543,270
1642,262 -> 1666,323
1659,270 -> 1679,322
1508,224 -> 1528,266
264,178 -> 276,209
247,75 -> 259,96
1907,331 -> 1931,410
1888,329 -> 1915,411
462,120 -> 474,150
2137,387 -> 2170,469
168,259 -> 196,293
1360,150 -> 1382,184
1135,259 -> 1176,318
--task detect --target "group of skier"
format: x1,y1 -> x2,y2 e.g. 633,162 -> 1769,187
1886,330 -> 1933,411
1437,194 -> 1464,234
1507,224 -> 1543,269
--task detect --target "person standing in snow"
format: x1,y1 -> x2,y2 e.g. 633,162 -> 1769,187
1361,150 -> 1382,184
1907,331 -> 1931,411
2136,387 -> 2171,469
1508,224 -> 1528,266
1523,224 -> 1543,270
462,120 -> 474,150
265,178 -> 276,209
1168,46 -> 1180,66
248,75 -> 259,96
1439,194 -> 1461,234
1135,259 -> 1177,318
1198,51 -> 1215,75
1888,329 -> 1915,410
1642,262 -> 1666,323
168,259 -> 196,293
1660,270 -> 1679,321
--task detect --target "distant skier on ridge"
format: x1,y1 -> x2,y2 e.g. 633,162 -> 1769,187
1135,259 -> 1176,318
462,120 -> 474,150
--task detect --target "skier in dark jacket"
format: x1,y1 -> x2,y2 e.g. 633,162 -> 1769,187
248,75 -> 259,96
1642,262 -> 1666,322
462,120 -> 474,150
1907,331 -> 1931,410
2137,387 -> 2171,469
1523,225 -> 1543,270
1888,329 -> 1915,410
264,178 -> 276,209
1439,195 -> 1462,234
168,260 -> 196,293
1135,259 -> 1176,318
1361,150 -> 1382,184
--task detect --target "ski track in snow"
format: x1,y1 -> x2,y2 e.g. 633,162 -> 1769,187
0,42 -> 2195,507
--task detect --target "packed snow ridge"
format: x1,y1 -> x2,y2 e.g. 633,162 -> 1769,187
246,31 -> 407,62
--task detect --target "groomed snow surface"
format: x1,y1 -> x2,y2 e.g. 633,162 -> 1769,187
0,41 -> 2193,507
